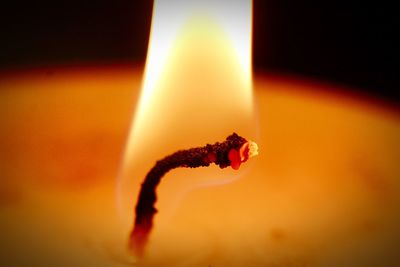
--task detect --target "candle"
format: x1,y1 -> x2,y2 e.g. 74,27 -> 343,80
1,65 -> 399,267
1,1 -> 399,267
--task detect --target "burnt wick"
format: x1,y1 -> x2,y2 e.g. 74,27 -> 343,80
129,133 -> 258,257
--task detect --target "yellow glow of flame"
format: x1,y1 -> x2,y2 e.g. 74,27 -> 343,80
118,0 -> 255,258
127,0 -> 253,158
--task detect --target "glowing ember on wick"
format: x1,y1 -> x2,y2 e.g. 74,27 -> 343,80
129,133 -> 258,257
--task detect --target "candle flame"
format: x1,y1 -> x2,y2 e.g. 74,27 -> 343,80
126,0 -> 253,160
118,0 -> 255,260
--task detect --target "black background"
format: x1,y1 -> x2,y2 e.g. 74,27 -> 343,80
0,1 -> 398,102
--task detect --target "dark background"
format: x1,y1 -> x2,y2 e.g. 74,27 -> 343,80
0,1 -> 398,102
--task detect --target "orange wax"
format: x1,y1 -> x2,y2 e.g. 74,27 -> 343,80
0,65 -> 399,267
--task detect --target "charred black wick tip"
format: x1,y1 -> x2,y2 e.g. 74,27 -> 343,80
130,133 -> 248,255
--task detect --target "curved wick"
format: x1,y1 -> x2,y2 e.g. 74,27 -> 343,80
128,133 -> 258,257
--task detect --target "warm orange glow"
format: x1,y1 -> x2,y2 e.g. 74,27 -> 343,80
0,65 -> 399,266
118,0 -> 254,234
